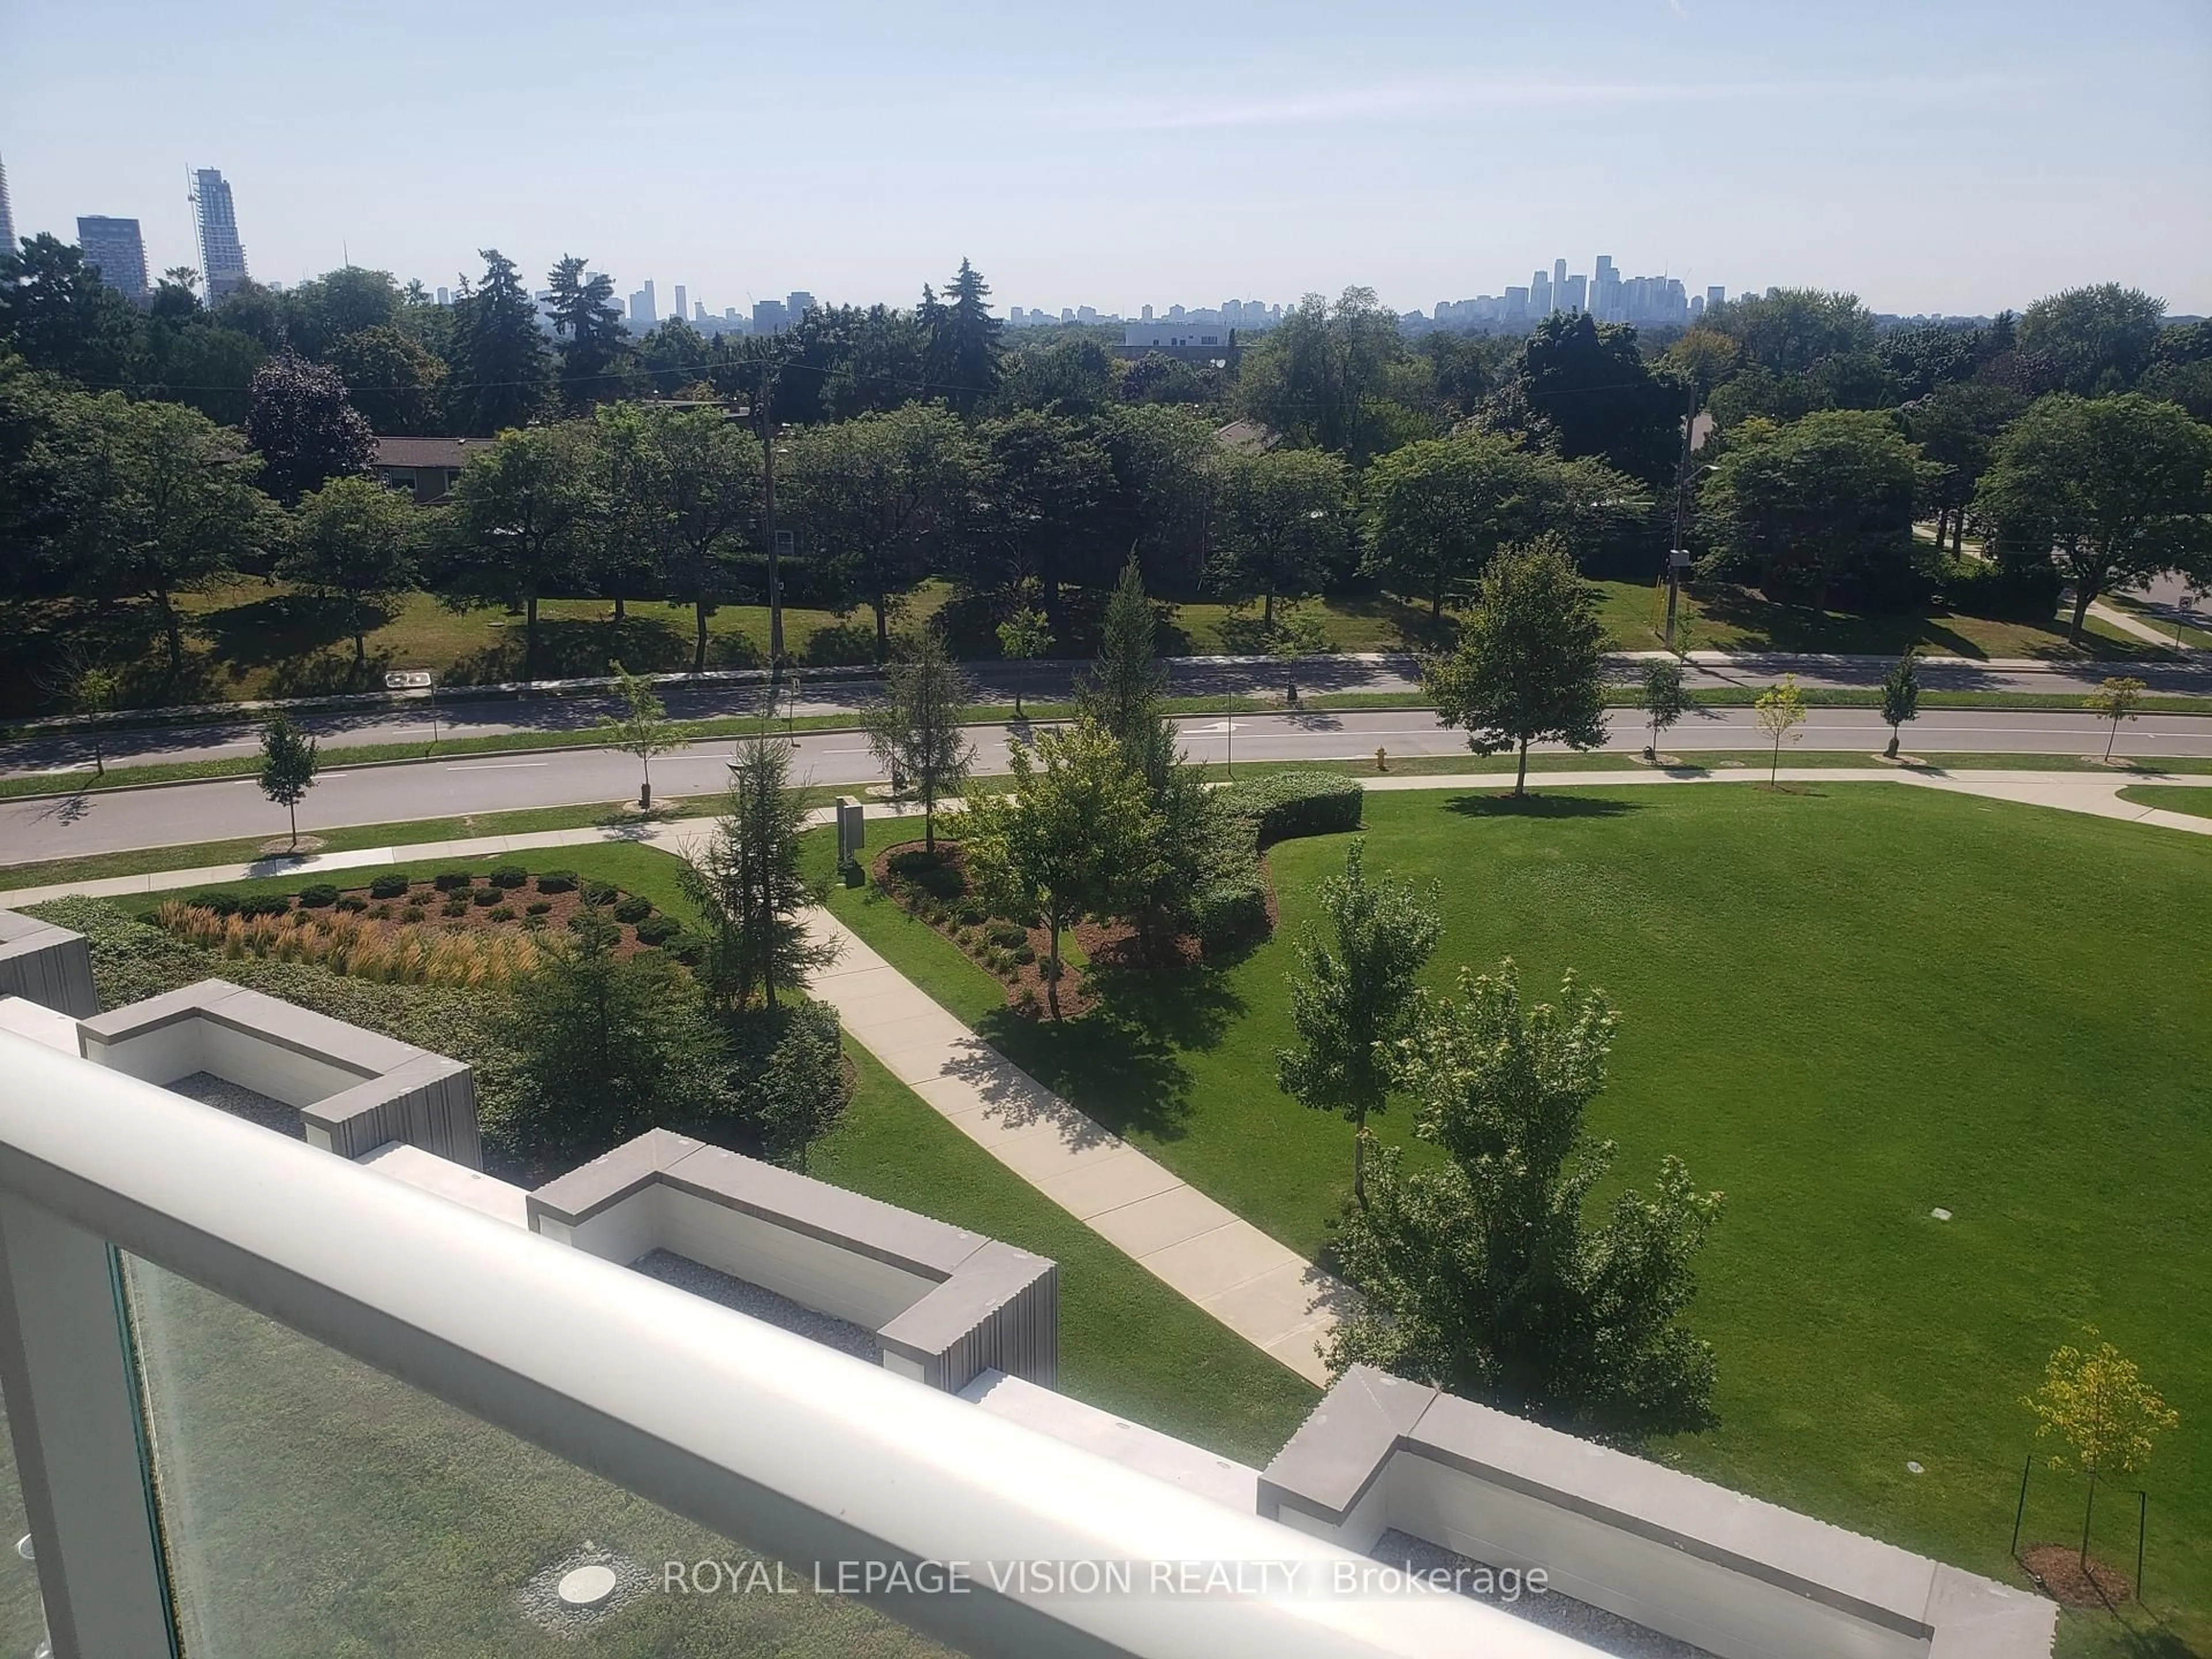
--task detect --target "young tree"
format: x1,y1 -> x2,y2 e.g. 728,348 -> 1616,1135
751,999 -> 853,1172
680,736 -> 839,1012
285,475 -> 419,666
1639,658 -> 1692,760
1277,840 -> 1443,1206
1976,393 -> 2212,643
1215,447 -> 1348,626
1422,536 -> 1608,796
995,595 -> 1053,719
495,914 -> 737,1159
1878,647 -> 1921,759
962,719 -> 1162,1019
1328,960 -> 1726,1445
37,647 -> 122,776
444,422 -> 603,679
1077,556 -> 1169,745
257,714 -> 319,848
861,635 -> 975,851
600,661 -> 684,809
2087,676 -> 2146,761
2023,1330 -> 2179,1572
1754,675 -> 1807,783
245,350 -> 376,506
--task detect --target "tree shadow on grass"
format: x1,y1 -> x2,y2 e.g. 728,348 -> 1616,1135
975,1005 -> 1195,1143
1444,793 -> 1645,820
1084,957 -> 1247,1055
194,591 -> 361,670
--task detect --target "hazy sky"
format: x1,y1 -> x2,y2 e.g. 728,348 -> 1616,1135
4,0 -> 2207,319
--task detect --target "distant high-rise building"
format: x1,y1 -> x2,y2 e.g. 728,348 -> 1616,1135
1562,273 -> 1588,313
752,298 -> 789,334
694,301 -> 707,323
1689,295 -> 1705,319
1529,269 -> 1552,316
435,285 -> 450,306
190,168 -> 249,301
1552,258 -> 1567,304
628,280 -> 657,327
1141,303 -> 1154,322
673,285 -> 687,323
1706,285 -> 1726,312
0,156 -> 15,253
75,216 -> 149,301
1592,254 -> 1620,323
785,290 -> 815,321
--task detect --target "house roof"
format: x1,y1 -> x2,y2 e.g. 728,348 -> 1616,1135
372,435 -> 491,469
1211,418 -> 1281,455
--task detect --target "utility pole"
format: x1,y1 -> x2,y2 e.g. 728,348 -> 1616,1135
753,357 -> 785,671
1664,385 -> 1699,654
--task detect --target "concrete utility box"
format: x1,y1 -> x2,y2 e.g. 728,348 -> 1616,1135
0,910 -> 99,1019
835,797 -> 866,868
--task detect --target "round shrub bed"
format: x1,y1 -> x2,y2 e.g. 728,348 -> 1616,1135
535,870 -> 577,895
368,873 -> 411,900
612,895 -> 653,925
433,872 -> 474,893
489,866 -> 528,890
297,883 -> 340,910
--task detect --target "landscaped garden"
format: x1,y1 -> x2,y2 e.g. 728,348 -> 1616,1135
823,781 -> 2211,1656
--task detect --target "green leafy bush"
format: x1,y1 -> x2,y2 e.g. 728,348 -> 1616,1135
1012,945 -> 1036,965
632,915 -> 680,946
535,870 -> 577,895
1940,554 -> 2063,622
582,881 -> 618,906
987,922 -> 1029,949
490,866 -> 528,889
200,892 -> 241,918
239,896 -> 291,919
1213,772 -> 1364,846
488,906 -> 516,923
612,895 -> 653,925
368,873 -> 410,900
297,883 -> 340,910
441,899 -> 469,918
521,914 -> 547,931
433,872 -> 474,892
401,904 -> 427,923
471,889 -> 502,909
526,901 -> 552,916
1191,874 -> 1271,955
336,896 -> 369,914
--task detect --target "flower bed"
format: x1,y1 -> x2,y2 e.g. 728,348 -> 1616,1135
153,869 -> 691,985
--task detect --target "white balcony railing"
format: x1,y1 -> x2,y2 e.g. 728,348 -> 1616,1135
0,1029 -> 1603,1659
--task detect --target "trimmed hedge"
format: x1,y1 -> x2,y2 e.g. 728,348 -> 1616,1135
368,873 -> 410,900
1191,875 -> 1270,955
1214,772 -> 1364,847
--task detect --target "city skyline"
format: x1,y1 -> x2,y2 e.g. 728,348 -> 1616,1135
2,1 -> 2206,317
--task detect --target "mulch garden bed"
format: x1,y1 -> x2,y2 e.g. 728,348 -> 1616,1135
870,840 -> 1204,1020
2018,1543 -> 2133,1608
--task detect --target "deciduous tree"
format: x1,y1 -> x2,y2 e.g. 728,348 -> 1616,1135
1878,649 -> 1921,759
2086,676 -> 2146,761
2017,285 -> 2166,396
257,714 -> 319,847
861,635 -> 975,851
1639,658 -> 1691,759
284,475 -> 419,665
245,350 -> 376,506
1754,675 -> 1806,782
1214,446 -> 1347,624
1328,960 -> 1725,1445
995,595 -> 1052,719
1422,536 -> 1607,796
444,422 -> 603,679
2023,1331 -> 2178,1571
600,661 -> 684,809
963,719 -> 1161,1019
1277,840 -> 1442,1205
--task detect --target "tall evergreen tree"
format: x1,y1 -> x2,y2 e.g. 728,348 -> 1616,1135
448,249 -> 549,434
926,259 -> 1003,414
680,736 -> 839,1012
1076,556 -> 1169,747
544,255 -> 630,411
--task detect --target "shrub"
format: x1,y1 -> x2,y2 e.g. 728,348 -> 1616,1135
471,888 -> 502,908
521,914 -> 547,931
612,895 -> 653,925
1012,945 -> 1036,965
987,922 -> 1028,949
956,902 -> 988,927
885,847 -> 966,902
297,883 -> 340,910
239,896 -> 291,919
368,873 -> 410,900
490,865 -> 528,889
433,872 -> 474,892
632,914 -> 680,946
582,881 -> 618,906
337,896 -> 369,914
1192,873 -> 1271,955
1214,771 -> 1364,846
668,929 -> 706,967
442,898 -> 470,917
200,892 -> 241,918
369,903 -> 393,920
535,870 -> 577,895
401,904 -> 426,923
488,906 -> 516,923
526,901 -> 552,916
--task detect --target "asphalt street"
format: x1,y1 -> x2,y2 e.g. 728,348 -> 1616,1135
6,705 -> 2211,866
4,648 -> 2209,777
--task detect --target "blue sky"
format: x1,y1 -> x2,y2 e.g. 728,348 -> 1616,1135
4,0 -> 2207,319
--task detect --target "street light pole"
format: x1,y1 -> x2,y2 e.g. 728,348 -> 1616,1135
1664,388 -> 1696,654
755,359 -> 785,671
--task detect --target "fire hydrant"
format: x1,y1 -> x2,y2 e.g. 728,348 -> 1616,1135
1374,746 -> 1389,774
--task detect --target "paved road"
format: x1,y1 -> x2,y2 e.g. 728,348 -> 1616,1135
7,706 -> 2211,866
6,647 -> 2208,778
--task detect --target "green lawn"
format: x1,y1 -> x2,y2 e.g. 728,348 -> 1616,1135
2119,785 -> 2212,820
828,786 -> 2211,1656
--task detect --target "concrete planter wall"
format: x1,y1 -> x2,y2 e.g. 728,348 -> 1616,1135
529,1128 -> 1057,1393
1259,1366 -> 2055,1659
0,911 -> 98,1020
77,979 -> 481,1168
